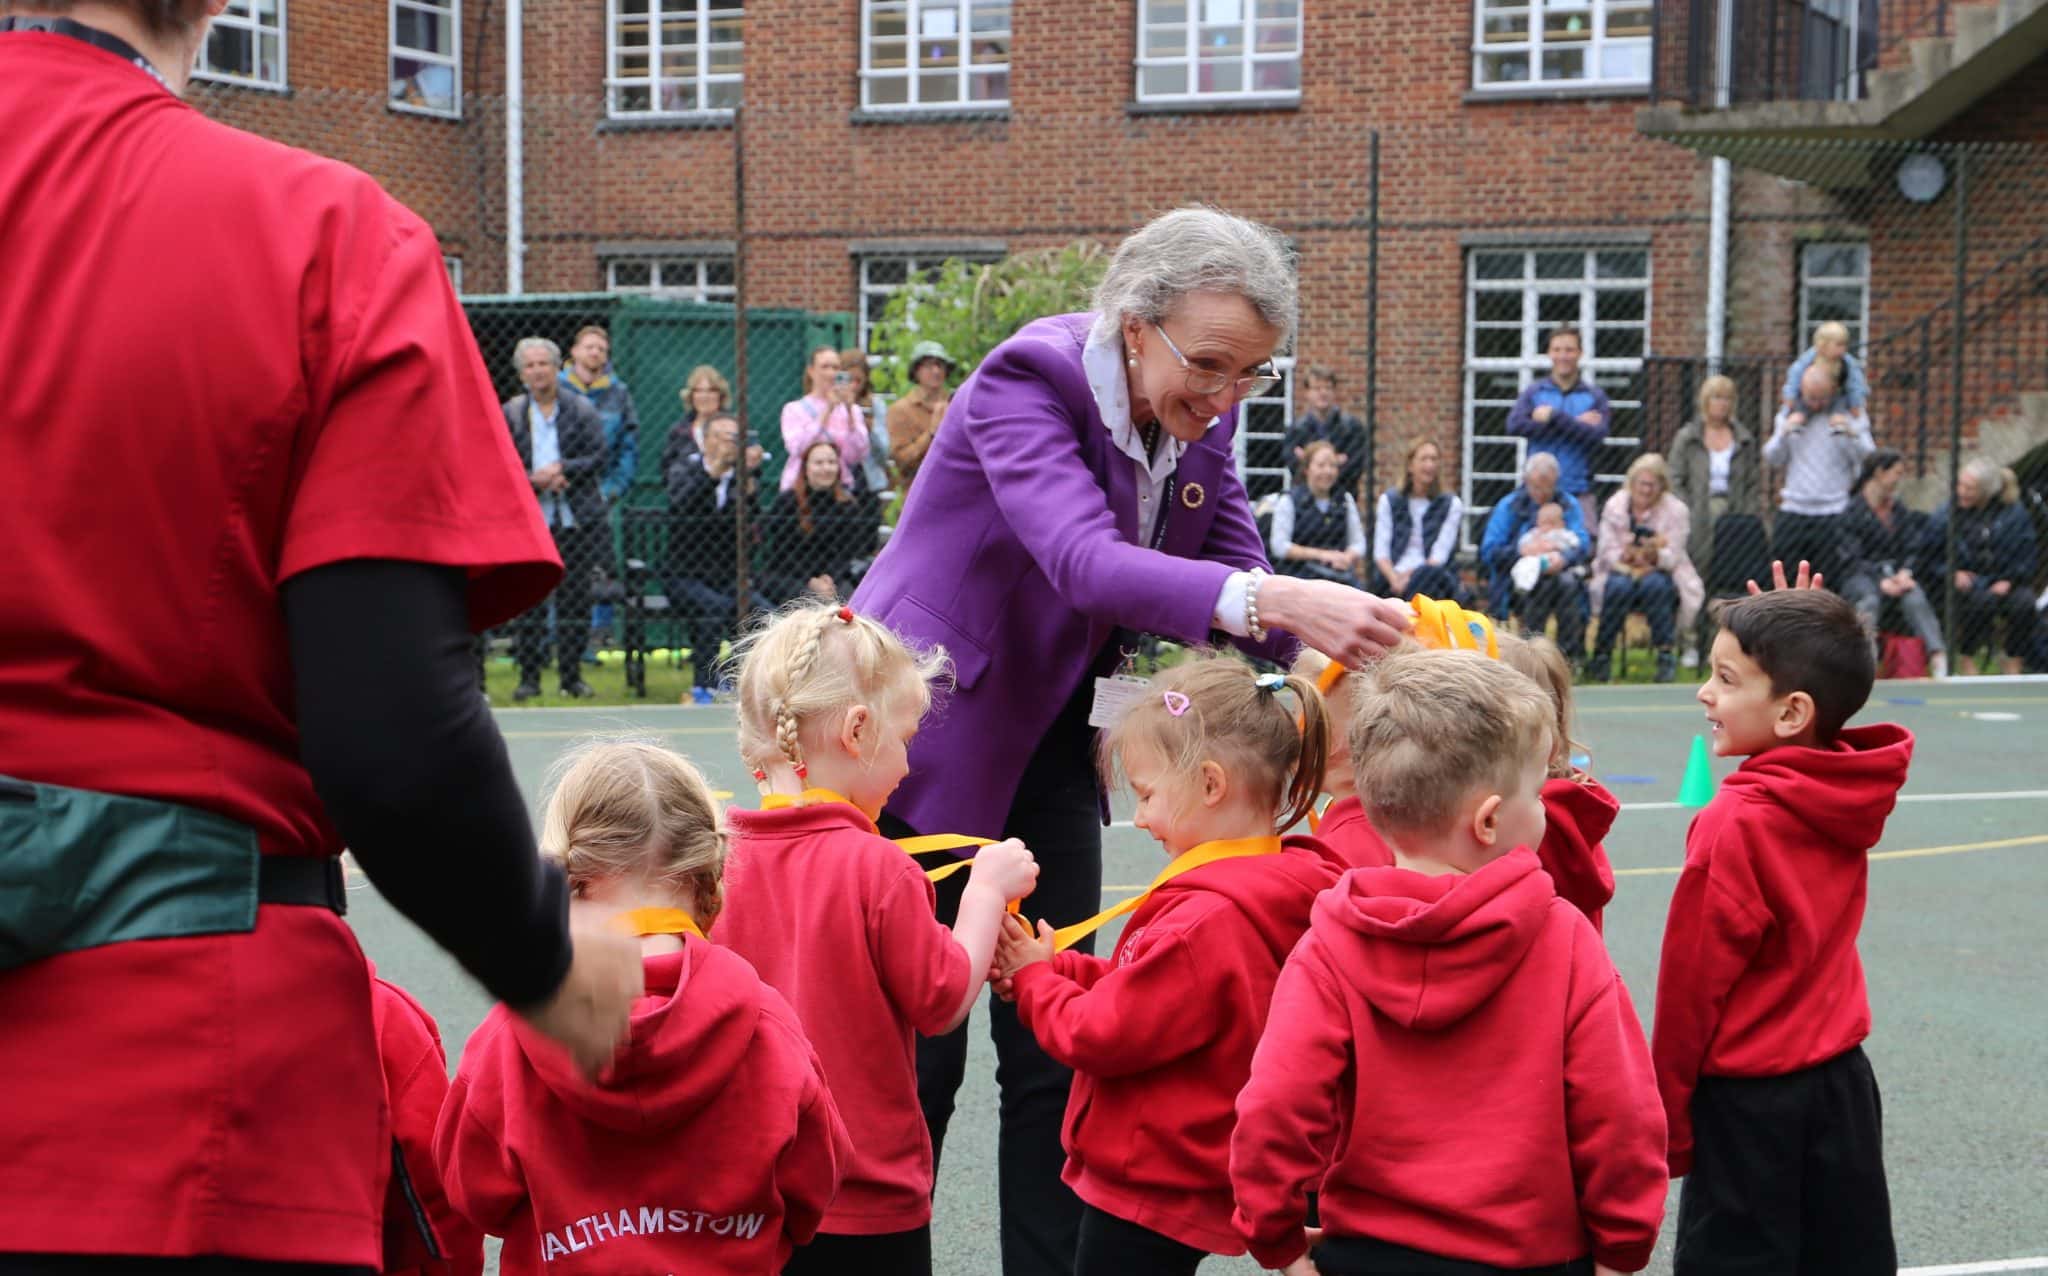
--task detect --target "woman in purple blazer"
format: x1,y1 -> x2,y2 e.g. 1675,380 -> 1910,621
851,208 -> 1410,1276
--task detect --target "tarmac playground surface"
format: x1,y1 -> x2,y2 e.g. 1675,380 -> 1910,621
348,678 -> 2048,1275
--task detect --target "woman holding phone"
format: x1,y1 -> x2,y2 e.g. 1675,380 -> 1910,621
778,346 -> 870,493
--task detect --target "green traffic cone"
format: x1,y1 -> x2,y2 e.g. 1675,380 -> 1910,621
1678,735 -> 1717,808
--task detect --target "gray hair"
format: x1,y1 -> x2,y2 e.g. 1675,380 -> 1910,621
513,336 -> 562,369
1960,456 -> 2007,503
1091,207 -> 1298,350
1524,451 -> 1561,481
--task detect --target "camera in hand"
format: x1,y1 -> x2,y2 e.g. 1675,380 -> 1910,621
1631,523 -> 1656,544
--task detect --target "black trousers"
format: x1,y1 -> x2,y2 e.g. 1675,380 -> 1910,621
513,522 -> 598,685
1073,1205 -> 1206,1276
1312,1235 -> 1591,1276
781,1225 -> 931,1276
1519,573 -> 1587,656
1676,1045 -> 1894,1276
0,1261 -> 370,1275
885,677 -> 1103,1276
1769,511 -> 1846,590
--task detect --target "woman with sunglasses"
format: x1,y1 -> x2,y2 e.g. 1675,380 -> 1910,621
850,207 -> 1411,1276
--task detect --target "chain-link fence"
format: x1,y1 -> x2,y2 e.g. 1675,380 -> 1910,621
183,83 -> 2047,687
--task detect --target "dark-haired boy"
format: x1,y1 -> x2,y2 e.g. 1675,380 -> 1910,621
1655,589 -> 1914,1273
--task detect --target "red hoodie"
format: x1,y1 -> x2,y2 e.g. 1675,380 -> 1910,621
1314,796 -> 1397,871
434,938 -> 849,1275
1230,850 -> 1668,1272
1011,840 -> 1340,1254
1652,723 -> 1913,1177
369,966 -> 484,1276
1537,774 -> 1620,933
713,801 -> 974,1234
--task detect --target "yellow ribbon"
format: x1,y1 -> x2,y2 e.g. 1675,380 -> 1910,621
1051,835 -> 1282,952
1306,796 -> 1332,835
761,789 -> 994,883
1411,593 -> 1499,659
613,907 -> 704,939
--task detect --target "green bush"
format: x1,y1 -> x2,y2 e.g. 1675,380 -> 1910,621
868,242 -> 1110,396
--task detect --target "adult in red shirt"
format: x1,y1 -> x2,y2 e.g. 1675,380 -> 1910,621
0,3 -> 641,1270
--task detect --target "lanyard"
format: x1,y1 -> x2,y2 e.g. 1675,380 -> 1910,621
614,907 -> 703,939
761,789 -> 993,882
1051,835 -> 1281,952
1,16 -> 170,89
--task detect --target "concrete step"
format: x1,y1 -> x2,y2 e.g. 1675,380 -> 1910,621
1909,34 -> 1954,84
1953,1 -> 2003,63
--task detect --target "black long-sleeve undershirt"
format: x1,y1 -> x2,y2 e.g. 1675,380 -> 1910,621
282,559 -> 571,1009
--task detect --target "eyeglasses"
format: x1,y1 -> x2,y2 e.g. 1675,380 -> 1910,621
1152,324 -> 1282,400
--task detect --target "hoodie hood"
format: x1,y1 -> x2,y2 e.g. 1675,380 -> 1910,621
1313,849 -> 1556,1030
1154,841 -> 1336,964
1724,723 -> 1914,853
1539,776 -> 1619,915
514,937 -> 763,1133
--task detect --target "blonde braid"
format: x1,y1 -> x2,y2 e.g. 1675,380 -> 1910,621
773,610 -> 835,775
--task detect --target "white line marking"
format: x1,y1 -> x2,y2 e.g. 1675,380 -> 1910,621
1900,1259 -> 2048,1275
1615,789 -> 2048,814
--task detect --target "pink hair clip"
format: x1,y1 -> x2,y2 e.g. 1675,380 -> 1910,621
1162,690 -> 1191,717
793,762 -> 809,780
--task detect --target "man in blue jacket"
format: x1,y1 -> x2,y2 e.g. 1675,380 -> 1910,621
1506,325 -> 1610,523
561,325 -> 639,661
1482,450 -> 1591,660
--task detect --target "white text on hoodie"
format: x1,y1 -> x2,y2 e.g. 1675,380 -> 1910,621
540,1206 -> 767,1262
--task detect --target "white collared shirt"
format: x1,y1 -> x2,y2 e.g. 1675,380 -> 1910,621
528,396 -> 574,529
1081,322 -> 1253,637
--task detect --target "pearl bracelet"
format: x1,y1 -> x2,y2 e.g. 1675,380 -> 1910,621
1246,568 -> 1269,643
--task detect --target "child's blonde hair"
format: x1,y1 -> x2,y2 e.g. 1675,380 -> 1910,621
1496,631 -> 1586,778
1348,649 -> 1553,836
732,600 -> 948,779
540,737 -> 729,920
1813,320 -> 1851,349
1101,654 -> 1330,832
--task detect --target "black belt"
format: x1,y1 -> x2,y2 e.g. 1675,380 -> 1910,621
258,855 -> 349,916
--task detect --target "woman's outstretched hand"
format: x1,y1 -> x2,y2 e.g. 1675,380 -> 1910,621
1258,574 -> 1413,668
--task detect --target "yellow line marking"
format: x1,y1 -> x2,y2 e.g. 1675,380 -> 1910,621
1611,833 -> 2048,877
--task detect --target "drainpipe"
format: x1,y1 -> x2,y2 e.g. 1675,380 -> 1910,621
505,0 -> 524,295
1705,0 -> 1736,371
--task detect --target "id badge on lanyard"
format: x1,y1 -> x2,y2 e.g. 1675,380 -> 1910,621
1088,472 -> 1177,728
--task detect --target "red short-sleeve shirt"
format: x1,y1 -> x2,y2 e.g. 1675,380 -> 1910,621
0,33 -> 558,1264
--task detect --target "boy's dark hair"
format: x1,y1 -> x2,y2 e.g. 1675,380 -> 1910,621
1721,590 -> 1873,744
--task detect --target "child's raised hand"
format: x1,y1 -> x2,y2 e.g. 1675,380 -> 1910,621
967,837 -> 1038,905
1746,558 -> 1824,595
1281,1229 -> 1325,1275
993,913 -> 1056,979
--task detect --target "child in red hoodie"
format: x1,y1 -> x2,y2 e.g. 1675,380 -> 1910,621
1498,631 -> 1620,932
714,601 -> 1040,1276
1656,588 -> 1912,1273
435,739 -> 851,1275
1290,648 -> 1393,869
1231,649 -> 1667,1276
369,963 -> 484,1276
991,656 -> 1342,1275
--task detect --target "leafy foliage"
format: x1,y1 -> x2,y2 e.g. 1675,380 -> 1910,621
867,242 -> 1110,396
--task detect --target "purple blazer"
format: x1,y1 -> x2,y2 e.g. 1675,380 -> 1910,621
851,312 -> 1293,838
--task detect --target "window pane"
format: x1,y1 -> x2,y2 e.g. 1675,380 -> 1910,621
1474,371 -> 1525,401
869,36 -> 908,68
918,36 -> 960,68
1473,252 -> 1524,281
1148,0 -> 1188,22
1537,293 -> 1581,326
970,37 -> 1008,65
1474,326 -> 1522,359
1540,47 -> 1585,80
1255,18 -> 1298,52
393,59 -> 457,111
1141,63 -> 1189,96
1543,9 -> 1594,41
1595,289 -> 1645,321
1479,51 -> 1529,82
1607,4 -> 1652,37
708,41 -> 742,71
1806,286 -> 1862,322
866,259 -> 911,286
1199,58 -> 1244,93
1252,58 -> 1300,92
1599,41 -> 1649,81
867,72 -> 909,103
705,78 -> 742,108
1473,291 -> 1524,323
205,25 -> 253,76
1535,251 -> 1583,280
1198,22 -> 1245,55
969,68 -> 1009,99
868,3 -> 907,39
1804,243 -> 1865,278
705,260 -> 736,286
971,3 -> 1010,33
614,84 -> 651,112
1145,23 -> 1187,57
610,261 -> 653,288
918,70 -> 961,101
1482,12 -> 1529,40
1596,250 -> 1648,278
1201,0 -> 1242,21
1599,328 -> 1646,359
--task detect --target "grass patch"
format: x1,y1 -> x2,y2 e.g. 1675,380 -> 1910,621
483,650 -> 707,708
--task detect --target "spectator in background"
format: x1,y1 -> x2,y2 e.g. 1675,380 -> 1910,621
779,346 -> 868,494
502,336 -> 604,700
888,340 -> 957,492
1588,452 -> 1702,684
1840,448 -> 1947,678
840,347 -> 895,498
663,363 -> 762,483
1481,451 -> 1591,659
1938,457 -> 2038,676
1270,439 -> 1366,586
1507,325 -> 1610,524
766,438 -> 879,604
561,325 -> 639,664
1285,365 -> 1369,500
1372,437 -> 1464,602
1668,374 -> 1763,668
665,412 -> 768,704
1780,320 -> 1869,419
1766,362 -> 1875,589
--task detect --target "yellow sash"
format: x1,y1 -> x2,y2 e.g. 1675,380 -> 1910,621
1305,796 -> 1333,835
1051,835 -> 1282,952
1410,593 -> 1499,658
613,906 -> 704,939
761,789 -> 994,883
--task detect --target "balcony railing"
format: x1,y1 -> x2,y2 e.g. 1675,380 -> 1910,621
1652,0 -> 1953,109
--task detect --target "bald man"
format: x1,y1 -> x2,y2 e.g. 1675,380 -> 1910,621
1764,363 -> 1875,590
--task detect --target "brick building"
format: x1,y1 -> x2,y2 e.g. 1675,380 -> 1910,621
189,0 -> 2047,536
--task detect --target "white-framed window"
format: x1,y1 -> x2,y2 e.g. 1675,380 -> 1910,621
861,1 -> 1010,110
391,0 -> 460,117
1135,0 -> 1302,104
194,0 -> 286,89
1461,246 -> 1649,544
607,0 -> 743,118
1472,0 -> 1651,90
605,255 -> 737,302
1799,241 -> 1870,351
443,254 -> 464,293
856,251 -> 1002,350
1231,356 -> 1297,504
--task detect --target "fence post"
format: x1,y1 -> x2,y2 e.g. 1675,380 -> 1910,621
733,105 -> 753,636
1364,129 -> 1380,540
1943,144 -> 1969,658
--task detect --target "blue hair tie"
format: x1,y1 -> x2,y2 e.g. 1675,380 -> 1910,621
1253,672 -> 1287,695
